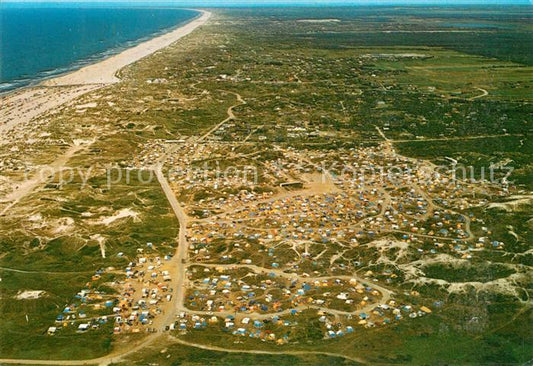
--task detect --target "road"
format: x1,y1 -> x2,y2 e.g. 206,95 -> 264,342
155,168 -> 189,312
0,170 -> 194,366
198,90 -> 246,142
469,87 -> 489,100
170,336 -> 367,364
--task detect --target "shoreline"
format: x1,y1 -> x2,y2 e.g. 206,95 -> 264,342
0,9 -> 209,95
0,10 -> 211,136
44,10 -> 210,86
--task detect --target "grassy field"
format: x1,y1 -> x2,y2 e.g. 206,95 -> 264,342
0,5 -> 531,363
116,340 -> 361,366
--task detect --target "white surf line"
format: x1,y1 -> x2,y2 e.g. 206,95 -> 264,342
44,11 -> 211,86
0,11 -> 211,136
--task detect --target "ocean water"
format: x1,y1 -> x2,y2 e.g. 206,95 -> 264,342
0,7 -> 199,92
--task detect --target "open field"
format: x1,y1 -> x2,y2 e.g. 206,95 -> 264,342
0,6 -> 531,365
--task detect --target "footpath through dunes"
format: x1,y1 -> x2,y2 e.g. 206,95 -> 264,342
0,140 -> 94,216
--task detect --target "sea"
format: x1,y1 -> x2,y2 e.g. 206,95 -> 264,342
0,5 -> 199,92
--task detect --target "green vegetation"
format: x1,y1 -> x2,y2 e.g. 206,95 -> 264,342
117,341 -> 360,366
422,262 -> 515,282
0,5 -> 531,364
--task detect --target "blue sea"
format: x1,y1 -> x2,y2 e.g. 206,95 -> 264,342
0,6 -> 199,92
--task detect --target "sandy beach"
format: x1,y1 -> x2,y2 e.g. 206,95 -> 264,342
43,10 -> 211,86
0,10 -> 211,136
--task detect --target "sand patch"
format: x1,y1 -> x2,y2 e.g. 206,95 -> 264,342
28,213 -> 42,222
487,195 -> 533,212
75,102 -> 98,109
72,138 -> 94,146
297,19 -> 340,23
367,238 -> 410,263
302,172 -> 339,194
361,53 -> 431,60
53,217 -> 75,234
91,234 -> 106,258
16,290 -> 45,300
98,208 -> 140,225
445,272 -> 528,298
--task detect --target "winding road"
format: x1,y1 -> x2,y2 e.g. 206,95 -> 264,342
198,90 -> 246,142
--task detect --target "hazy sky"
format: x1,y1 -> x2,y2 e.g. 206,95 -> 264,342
4,0 -> 532,4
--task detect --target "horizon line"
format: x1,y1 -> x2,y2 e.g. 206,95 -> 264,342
2,0 -> 532,6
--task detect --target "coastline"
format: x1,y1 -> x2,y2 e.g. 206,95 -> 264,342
0,10 -> 211,136
43,10 -> 210,86
0,11 -> 198,94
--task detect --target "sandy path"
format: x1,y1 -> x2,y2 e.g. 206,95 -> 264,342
0,333 -> 365,366
169,337 -> 367,364
469,87 -> 489,100
0,141 -> 92,216
0,85 -> 101,136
